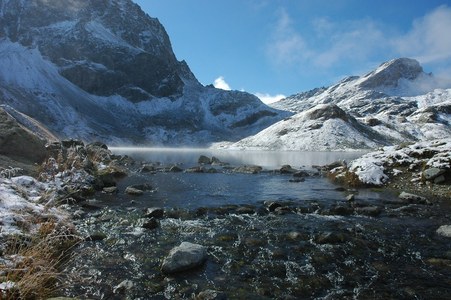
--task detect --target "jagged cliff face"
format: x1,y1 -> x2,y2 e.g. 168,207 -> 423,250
0,0 -> 194,100
0,0 -> 286,145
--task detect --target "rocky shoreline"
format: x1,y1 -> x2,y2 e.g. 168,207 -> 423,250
1,139 -> 450,298
329,139 -> 451,201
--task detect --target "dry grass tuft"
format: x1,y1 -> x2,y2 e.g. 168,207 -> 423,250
0,221 -> 80,300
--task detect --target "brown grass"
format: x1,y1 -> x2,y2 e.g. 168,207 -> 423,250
327,169 -> 365,187
0,221 -> 80,300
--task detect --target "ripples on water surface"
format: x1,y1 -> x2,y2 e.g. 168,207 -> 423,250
61,149 -> 451,299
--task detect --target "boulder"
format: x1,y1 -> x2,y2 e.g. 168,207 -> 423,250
423,168 -> 445,181
161,242 -> 208,274
145,207 -> 164,219
437,225 -> 451,238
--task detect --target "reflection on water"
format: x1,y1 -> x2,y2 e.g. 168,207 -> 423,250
110,147 -> 366,169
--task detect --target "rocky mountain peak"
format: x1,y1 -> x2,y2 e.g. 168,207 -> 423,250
0,0 -> 197,99
359,58 -> 424,90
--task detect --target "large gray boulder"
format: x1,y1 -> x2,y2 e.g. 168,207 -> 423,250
161,242 -> 207,274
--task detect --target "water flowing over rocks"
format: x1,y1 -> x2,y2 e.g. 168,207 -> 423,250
161,242 -> 208,274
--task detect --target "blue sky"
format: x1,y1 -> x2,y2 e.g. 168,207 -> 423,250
135,0 -> 451,103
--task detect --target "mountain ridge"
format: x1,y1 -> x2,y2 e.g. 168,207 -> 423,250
0,0 -> 288,145
230,58 -> 451,151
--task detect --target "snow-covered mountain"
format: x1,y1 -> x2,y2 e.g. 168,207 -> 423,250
0,0 -> 287,145
229,58 -> 451,151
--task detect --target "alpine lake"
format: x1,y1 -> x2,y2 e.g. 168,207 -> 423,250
60,148 -> 451,299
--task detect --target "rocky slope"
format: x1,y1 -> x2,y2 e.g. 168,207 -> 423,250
230,58 -> 450,151
0,105 -> 57,174
0,0 -> 287,145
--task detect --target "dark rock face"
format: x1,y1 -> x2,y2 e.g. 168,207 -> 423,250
0,0 -> 192,99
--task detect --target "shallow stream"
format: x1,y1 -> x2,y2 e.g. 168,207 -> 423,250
61,149 -> 451,299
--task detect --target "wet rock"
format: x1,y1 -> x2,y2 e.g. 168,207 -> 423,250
232,165 -> 263,174
346,194 -> 355,202
170,165 -> 183,172
61,139 -> 84,148
315,232 -> 346,244
436,225 -> 451,238
280,164 -> 297,174
434,175 -> 445,184
211,156 -> 223,165
274,206 -> 293,215
423,168 -> 445,181
289,178 -> 305,183
130,183 -> 153,191
186,166 -> 205,173
142,217 -> 159,230
145,207 -> 164,219
103,186 -> 117,194
86,232 -> 107,241
113,279 -> 134,294
198,155 -> 212,164
327,205 -> 354,216
196,289 -> 227,300
399,191 -> 428,204
140,165 -> 156,173
125,186 -> 144,195
293,170 -> 310,178
244,237 -> 266,247
235,206 -> 255,215
355,206 -> 382,217
265,201 -> 282,212
161,242 -> 208,274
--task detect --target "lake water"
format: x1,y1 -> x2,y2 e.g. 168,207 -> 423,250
61,149 -> 451,299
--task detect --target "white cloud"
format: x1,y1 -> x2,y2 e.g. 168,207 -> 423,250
254,92 -> 286,105
394,5 -> 451,64
213,76 -> 231,90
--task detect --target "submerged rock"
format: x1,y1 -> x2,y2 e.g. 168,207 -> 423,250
398,192 -> 428,204
125,186 -> 144,195
161,242 -> 208,274
196,289 -> 227,300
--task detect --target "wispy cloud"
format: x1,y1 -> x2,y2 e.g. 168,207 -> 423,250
267,8 -> 312,66
254,92 -> 286,105
266,5 -> 451,81
394,5 -> 451,64
213,76 -> 231,90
